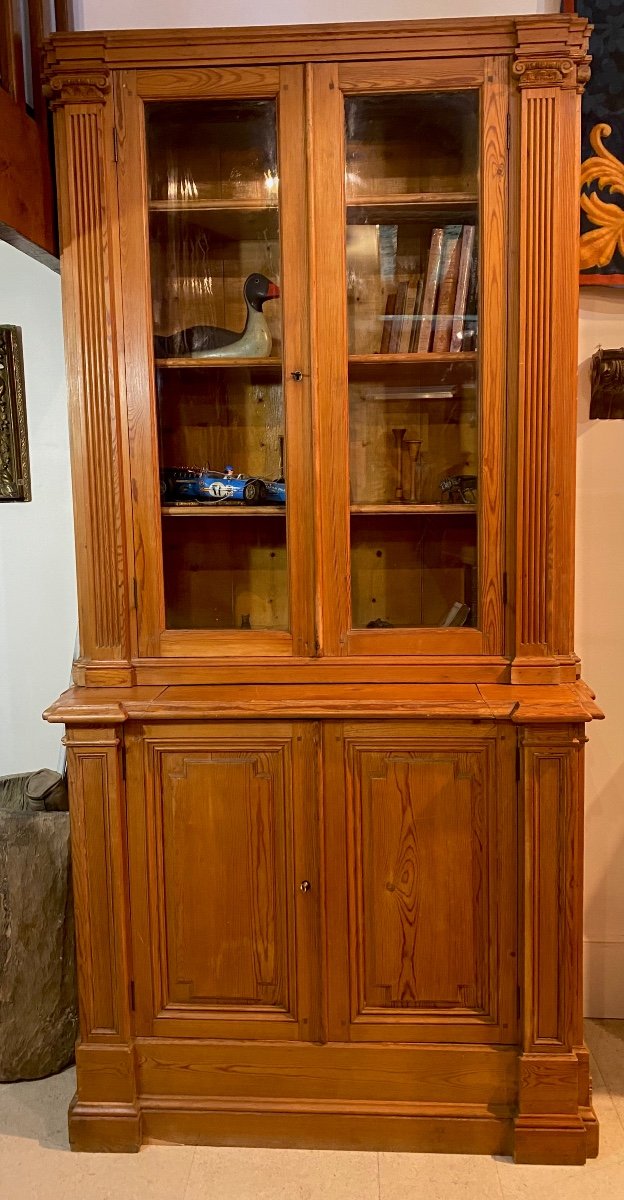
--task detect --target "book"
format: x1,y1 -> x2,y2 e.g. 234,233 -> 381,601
408,275 -> 425,353
417,227 -> 445,352
379,291 -> 397,354
388,280 -> 409,353
432,225 -> 463,353
463,246 -> 479,351
450,225 -> 476,353
399,275 -> 420,353
440,601 -> 470,627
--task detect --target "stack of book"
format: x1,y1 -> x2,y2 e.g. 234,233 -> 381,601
380,224 -> 477,354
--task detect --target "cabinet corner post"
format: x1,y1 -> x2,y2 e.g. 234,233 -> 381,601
514,721 -> 595,1164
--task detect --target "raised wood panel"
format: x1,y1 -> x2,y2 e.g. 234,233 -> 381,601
64,729 -> 132,1041
354,748 -> 489,1012
127,722 -> 320,1041
52,80 -> 129,661
519,725 -> 585,1052
324,722 -> 517,1043
160,749 -> 292,1011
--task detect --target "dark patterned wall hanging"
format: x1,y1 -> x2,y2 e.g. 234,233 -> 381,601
564,0 -> 624,286
0,326 -> 31,501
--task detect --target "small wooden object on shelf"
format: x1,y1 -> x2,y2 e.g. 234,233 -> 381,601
406,437 -> 423,503
392,426 -> 406,500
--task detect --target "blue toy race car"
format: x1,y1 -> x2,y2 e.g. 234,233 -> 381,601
161,466 -> 286,506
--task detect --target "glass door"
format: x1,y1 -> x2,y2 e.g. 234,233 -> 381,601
121,66 -> 313,658
310,60 -> 507,657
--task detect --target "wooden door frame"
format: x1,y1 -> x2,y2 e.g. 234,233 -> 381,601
307,57 -> 507,659
115,65 -> 314,660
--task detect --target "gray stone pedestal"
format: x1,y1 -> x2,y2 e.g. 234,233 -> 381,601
0,788 -> 77,1080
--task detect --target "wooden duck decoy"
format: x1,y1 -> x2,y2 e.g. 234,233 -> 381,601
154,273 -> 280,360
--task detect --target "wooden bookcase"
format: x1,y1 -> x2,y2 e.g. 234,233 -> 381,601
44,15 -> 601,1164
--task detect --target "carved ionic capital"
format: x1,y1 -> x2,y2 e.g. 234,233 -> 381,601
513,58 -> 574,88
45,71 -> 111,107
576,62 -> 592,94
512,55 -> 591,93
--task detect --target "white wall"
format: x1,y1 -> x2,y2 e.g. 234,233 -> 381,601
0,242 -> 76,774
74,0 -> 560,27
577,289 -> 624,1017
39,0 -> 623,1014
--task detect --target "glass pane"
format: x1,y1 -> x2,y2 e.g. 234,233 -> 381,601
345,92 -> 479,630
145,100 -> 287,633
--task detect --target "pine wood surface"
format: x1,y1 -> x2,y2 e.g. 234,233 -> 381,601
44,681 -> 604,725
45,12 -> 598,1165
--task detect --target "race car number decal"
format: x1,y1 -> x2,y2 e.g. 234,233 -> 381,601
203,481 -> 235,499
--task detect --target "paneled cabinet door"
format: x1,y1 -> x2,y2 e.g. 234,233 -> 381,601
323,722 -> 517,1043
126,722 -> 321,1041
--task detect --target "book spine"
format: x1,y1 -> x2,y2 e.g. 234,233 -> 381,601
449,225 -> 475,353
379,291 -> 397,354
408,275 -> 425,353
432,225 -> 463,353
417,228 -> 445,353
399,276 -> 419,353
463,245 -> 478,351
388,281 -> 408,353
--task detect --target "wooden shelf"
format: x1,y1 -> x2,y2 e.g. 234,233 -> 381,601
148,200 -> 280,241
350,353 -> 477,366
162,504 -> 286,517
149,198 -> 278,212
347,192 -> 478,207
348,352 -> 477,384
155,357 -> 282,370
347,193 -> 478,223
350,504 -> 477,515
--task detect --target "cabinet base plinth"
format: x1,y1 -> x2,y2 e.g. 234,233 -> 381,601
513,1112 -> 599,1165
68,1095 -> 142,1153
68,1101 -> 513,1155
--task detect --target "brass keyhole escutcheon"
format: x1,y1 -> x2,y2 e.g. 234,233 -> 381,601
300,880 -> 311,893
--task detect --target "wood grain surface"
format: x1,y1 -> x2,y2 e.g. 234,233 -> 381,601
46,12 -> 597,1166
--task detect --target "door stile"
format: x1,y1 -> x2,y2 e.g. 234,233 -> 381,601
306,62 -> 351,657
278,65 -> 316,658
116,68 -> 165,659
478,56 -> 508,656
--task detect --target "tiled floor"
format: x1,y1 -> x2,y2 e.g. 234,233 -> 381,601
1,1020 -> 624,1199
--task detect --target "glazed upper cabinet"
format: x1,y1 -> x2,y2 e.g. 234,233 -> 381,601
310,59 -> 506,658
118,66 -> 314,660
113,56 -> 506,661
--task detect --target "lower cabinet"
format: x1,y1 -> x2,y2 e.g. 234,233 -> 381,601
64,712 -> 594,1160
126,718 -> 516,1047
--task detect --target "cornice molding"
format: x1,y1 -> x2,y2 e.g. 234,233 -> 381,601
43,14 -> 591,72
